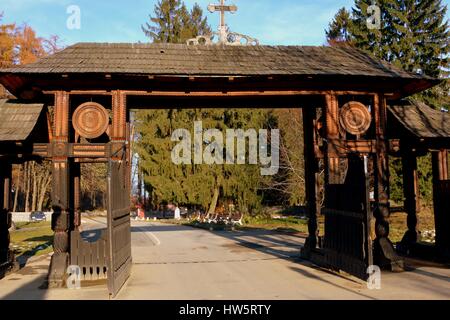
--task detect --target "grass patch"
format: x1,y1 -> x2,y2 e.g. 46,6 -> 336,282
240,216 -> 310,234
159,215 -> 313,234
388,207 -> 435,244
10,221 -> 53,258
15,221 -> 50,230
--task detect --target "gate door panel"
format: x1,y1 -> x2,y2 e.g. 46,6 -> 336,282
107,144 -> 131,297
433,180 -> 450,252
322,157 -> 373,280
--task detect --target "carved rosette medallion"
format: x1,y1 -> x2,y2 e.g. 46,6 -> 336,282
339,101 -> 372,136
72,102 -> 109,139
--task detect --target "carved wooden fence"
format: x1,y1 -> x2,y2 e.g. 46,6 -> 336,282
70,230 -> 108,281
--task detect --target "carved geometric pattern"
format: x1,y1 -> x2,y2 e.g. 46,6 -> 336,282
339,101 -> 372,136
53,142 -> 67,157
72,102 -> 109,139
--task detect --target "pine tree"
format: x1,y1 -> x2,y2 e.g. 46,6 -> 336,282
325,7 -> 353,45
136,108 -> 269,214
327,0 -> 449,107
142,0 -> 211,43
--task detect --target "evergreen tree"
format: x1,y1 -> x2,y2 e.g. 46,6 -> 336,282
325,7 -> 353,45
327,0 -> 449,107
142,0 -> 211,43
136,108 -> 269,214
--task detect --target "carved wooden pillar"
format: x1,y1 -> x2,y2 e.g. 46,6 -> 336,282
325,93 -> 340,186
301,106 -> 319,257
432,149 -> 448,181
432,149 -> 449,255
48,91 -> 72,287
373,94 -> 403,270
112,90 -> 127,142
72,162 -> 81,230
0,160 -> 12,272
401,152 -> 419,246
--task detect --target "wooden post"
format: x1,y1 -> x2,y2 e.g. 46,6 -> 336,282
48,91 -> 72,287
432,149 -> 448,181
301,106 -> 319,257
373,94 -> 403,270
432,149 -> 449,255
112,90 -> 127,142
400,152 -> 419,245
0,160 -> 12,274
107,90 -> 132,297
72,163 -> 81,230
325,93 -> 340,185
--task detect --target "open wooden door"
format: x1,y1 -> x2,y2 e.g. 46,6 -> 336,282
322,156 -> 373,280
107,143 -> 132,297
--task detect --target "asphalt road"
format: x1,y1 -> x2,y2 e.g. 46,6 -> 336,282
0,219 -> 449,300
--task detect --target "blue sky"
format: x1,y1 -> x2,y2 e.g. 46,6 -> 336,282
1,0 -> 449,46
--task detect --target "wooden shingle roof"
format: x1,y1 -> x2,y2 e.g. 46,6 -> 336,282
1,43 -> 430,79
0,99 -> 44,141
388,100 -> 450,139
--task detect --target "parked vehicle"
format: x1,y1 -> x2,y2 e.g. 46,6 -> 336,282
30,211 -> 47,222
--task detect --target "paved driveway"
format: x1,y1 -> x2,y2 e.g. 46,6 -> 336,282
0,220 -> 449,300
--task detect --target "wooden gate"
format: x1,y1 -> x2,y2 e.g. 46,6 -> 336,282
433,180 -> 450,252
106,143 -> 132,297
321,157 -> 373,280
70,229 -> 108,281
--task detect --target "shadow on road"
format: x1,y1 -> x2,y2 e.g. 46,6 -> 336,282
0,259 -> 49,300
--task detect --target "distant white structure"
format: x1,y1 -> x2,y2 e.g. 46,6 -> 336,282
174,206 -> 181,220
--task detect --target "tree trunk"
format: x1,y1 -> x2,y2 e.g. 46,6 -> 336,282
208,185 -> 220,215
38,174 -> 51,211
92,191 -> 96,209
13,164 -> 21,212
25,162 -> 30,212
31,162 -> 37,212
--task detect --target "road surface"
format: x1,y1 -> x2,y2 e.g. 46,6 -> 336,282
0,218 -> 449,300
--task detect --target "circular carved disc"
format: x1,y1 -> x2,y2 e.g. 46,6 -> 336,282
339,101 -> 372,136
72,102 -> 109,139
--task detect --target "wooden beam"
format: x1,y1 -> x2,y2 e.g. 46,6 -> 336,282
122,90 -> 381,97
325,93 -> 340,184
43,90 -> 112,96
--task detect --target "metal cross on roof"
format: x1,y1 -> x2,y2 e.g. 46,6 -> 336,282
208,0 -> 237,43
187,0 -> 259,46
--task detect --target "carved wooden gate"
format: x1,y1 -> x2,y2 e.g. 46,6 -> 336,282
106,143 -> 132,297
70,229 -> 108,281
322,157 -> 373,280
